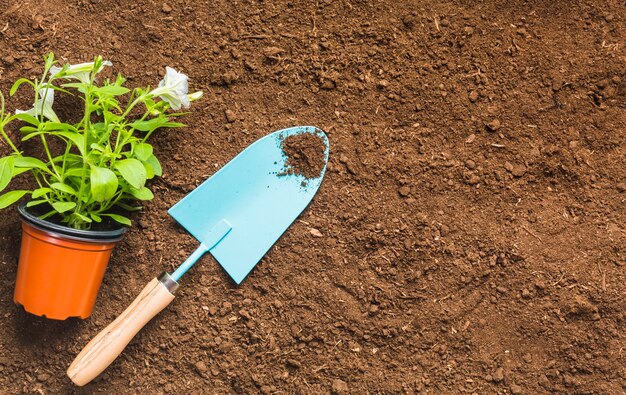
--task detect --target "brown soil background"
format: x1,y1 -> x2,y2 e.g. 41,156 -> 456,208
0,0 -> 625,394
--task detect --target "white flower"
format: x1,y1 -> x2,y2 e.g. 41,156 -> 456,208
50,60 -> 112,84
16,86 -> 60,123
150,67 -> 190,110
188,91 -> 203,101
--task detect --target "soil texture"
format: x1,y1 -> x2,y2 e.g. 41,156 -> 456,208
0,0 -> 625,394
280,132 -> 327,179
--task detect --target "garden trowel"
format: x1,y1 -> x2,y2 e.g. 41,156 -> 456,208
67,126 -> 329,386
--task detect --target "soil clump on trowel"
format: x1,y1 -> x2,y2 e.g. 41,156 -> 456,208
279,132 -> 326,180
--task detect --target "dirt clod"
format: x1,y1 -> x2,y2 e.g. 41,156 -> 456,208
280,132 -> 326,179
331,379 -> 349,394
310,228 -> 323,237
493,367 -> 505,382
36,373 -> 50,382
286,359 -> 301,369
505,161 -> 527,177
486,119 -> 501,131
466,174 -> 481,185
511,164 -> 527,177
398,186 -> 411,197
224,109 -> 237,123
563,373 -> 578,387
231,48 -> 242,60
263,47 -> 285,58
194,361 -> 207,375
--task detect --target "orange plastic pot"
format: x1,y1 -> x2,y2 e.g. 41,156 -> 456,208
13,204 -> 126,320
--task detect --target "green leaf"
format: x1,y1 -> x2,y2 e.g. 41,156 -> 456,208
44,52 -> 55,71
20,131 -> 45,142
0,156 -> 15,192
90,213 -> 102,223
52,201 -> 76,213
90,165 -> 118,202
32,188 -> 52,199
65,168 -> 87,178
14,156 -> 49,173
116,73 -> 127,86
161,121 -> 186,129
144,162 -> 154,179
50,182 -> 77,195
92,122 -> 108,134
19,126 -> 38,133
90,143 -> 106,152
12,167 -> 30,177
13,113 -> 40,126
44,85 -> 74,96
103,111 -> 123,124
116,202 -> 142,212
70,212 -> 92,224
0,190 -> 28,209
61,82 -> 89,93
26,199 -> 47,208
10,78 -> 36,96
102,213 -> 131,226
56,132 -> 85,155
144,154 -> 162,177
129,186 -> 153,200
115,159 -> 147,189
130,117 -> 162,132
94,85 -> 130,96
38,209 -> 57,220
130,117 -> 183,132
134,143 -> 153,161
42,122 -> 75,132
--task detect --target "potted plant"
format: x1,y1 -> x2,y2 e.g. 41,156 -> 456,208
0,53 -> 202,320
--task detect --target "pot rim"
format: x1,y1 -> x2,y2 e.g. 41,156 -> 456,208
18,203 -> 127,243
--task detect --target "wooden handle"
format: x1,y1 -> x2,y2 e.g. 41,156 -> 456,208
67,273 -> 178,386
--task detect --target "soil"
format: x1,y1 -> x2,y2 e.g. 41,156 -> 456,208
0,0 -> 625,394
280,131 -> 327,179
21,203 -> 127,236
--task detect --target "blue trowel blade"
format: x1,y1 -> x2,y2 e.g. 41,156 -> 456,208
168,126 -> 329,284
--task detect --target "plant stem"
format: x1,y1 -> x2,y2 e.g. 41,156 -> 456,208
39,135 -> 61,181
0,125 -> 21,155
74,85 -> 93,214
61,141 -> 71,178
0,94 -> 22,155
121,94 -> 146,119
